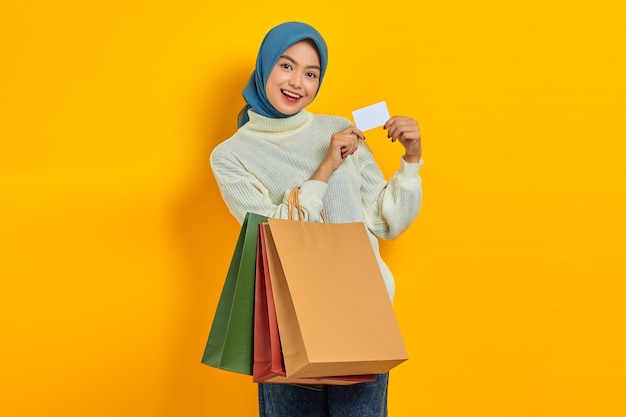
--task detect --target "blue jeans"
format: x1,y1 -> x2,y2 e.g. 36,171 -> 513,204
258,373 -> 389,417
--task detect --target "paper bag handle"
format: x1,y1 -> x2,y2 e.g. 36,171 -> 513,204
287,187 -> 327,222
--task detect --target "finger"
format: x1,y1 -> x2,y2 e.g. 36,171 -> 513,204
385,116 -> 418,131
349,127 -> 365,141
341,145 -> 354,158
387,120 -> 420,141
383,115 -> 408,130
337,137 -> 358,154
333,134 -> 356,146
341,140 -> 358,154
392,128 -> 421,142
339,126 -> 361,138
388,118 -> 418,132
345,141 -> 360,156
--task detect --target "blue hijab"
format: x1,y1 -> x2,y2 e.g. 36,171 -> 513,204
237,22 -> 328,127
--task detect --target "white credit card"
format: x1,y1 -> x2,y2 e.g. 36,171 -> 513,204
352,101 -> 390,132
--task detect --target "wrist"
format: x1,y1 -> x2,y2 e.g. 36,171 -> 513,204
403,153 -> 422,164
310,161 -> 335,183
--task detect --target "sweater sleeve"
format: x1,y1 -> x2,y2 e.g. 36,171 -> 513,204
357,142 -> 424,239
210,146 -> 328,224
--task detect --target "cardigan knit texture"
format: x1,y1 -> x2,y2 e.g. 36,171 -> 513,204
210,109 -> 423,300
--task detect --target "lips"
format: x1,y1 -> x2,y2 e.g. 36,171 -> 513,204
281,89 -> 302,100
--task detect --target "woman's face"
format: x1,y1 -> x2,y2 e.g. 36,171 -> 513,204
265,40 -> 321,115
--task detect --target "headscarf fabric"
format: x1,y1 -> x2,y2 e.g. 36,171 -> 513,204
238,22 -> 328,127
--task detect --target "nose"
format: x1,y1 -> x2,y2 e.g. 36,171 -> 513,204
288,72 -> 302,89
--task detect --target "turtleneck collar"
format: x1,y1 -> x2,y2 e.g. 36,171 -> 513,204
241,109 -> 313,135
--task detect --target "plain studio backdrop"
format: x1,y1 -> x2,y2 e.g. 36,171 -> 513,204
1,1 -> 625,416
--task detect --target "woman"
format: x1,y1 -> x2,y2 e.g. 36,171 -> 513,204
210,21 -> 423,417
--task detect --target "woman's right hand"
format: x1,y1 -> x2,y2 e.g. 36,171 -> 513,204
310,126 -> 365,183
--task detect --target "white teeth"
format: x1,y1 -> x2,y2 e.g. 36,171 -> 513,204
282,90 -> 301,99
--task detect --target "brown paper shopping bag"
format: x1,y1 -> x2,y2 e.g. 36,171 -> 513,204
261,188 -> 409,379
254,224 -> 375,386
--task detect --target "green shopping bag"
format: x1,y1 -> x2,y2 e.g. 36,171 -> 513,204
201,212 -> 268,375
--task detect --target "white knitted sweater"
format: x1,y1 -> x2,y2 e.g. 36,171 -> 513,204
210,109 -> 423,300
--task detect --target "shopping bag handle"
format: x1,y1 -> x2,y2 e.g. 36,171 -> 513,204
288,187 -> 327,222
287,187 -> 304,221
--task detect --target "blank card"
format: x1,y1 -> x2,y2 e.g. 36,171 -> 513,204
352,101 -> 390,132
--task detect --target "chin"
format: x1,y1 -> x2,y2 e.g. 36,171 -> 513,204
275,104 -> 304,115
281,107 -> 303,115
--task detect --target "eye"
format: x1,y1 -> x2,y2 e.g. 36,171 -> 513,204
305,72 -> 318,79
280,63 -> 293,70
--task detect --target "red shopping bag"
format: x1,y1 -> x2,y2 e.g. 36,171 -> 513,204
252,224 -> 286,381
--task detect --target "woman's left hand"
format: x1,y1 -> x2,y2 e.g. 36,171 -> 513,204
384,116 -> 422,163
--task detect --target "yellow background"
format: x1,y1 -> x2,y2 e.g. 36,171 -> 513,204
1,0 -> 625,416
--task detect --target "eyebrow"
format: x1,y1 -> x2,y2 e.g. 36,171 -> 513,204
279,54 -> 322,71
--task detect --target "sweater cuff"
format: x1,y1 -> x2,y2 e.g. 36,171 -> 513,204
395,158 -> 424,184
300,180 -> 328,202
299,180 -> 328,216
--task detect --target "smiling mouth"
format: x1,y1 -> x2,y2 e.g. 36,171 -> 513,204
281,89 -> 302,99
